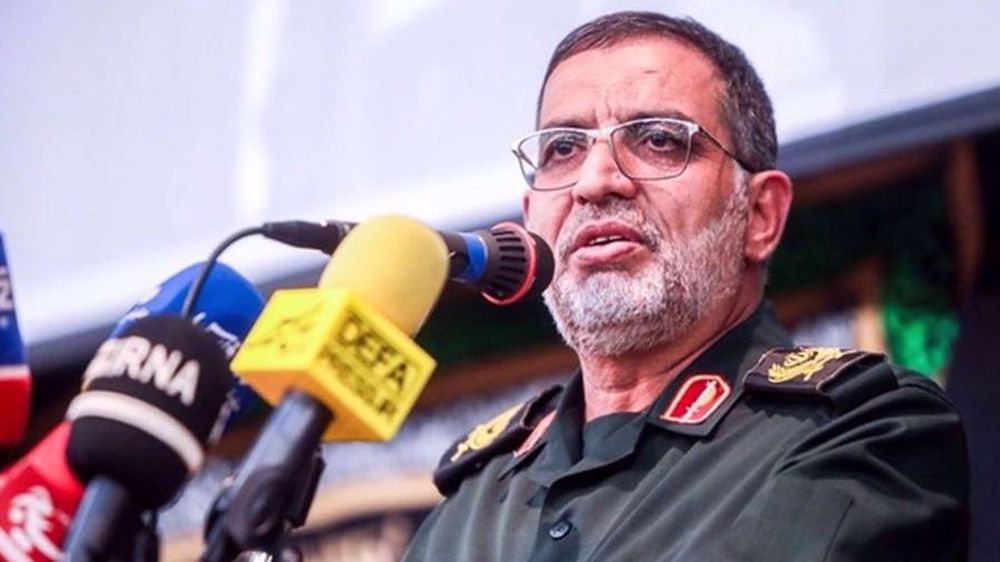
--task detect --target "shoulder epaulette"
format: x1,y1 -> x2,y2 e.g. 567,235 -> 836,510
744,346 -> 897,413
433,384 -> 561,496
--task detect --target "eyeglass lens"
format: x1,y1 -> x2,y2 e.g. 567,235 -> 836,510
518,119 -> 693,190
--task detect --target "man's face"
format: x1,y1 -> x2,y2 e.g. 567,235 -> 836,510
524,37 -> 750,357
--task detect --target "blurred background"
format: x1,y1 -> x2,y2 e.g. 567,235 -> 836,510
2,0 -> 999,560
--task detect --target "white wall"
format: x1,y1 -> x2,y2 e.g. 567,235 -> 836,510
2,0 -> 999,345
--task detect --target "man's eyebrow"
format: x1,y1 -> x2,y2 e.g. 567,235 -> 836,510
537,109 -> 698,130
537,117 -> 592,130
621,109 -> 696,123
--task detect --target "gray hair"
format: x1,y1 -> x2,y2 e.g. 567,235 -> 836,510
537,11 -> 777,173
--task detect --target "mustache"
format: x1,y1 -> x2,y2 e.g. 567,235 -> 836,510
555,199 -> 662,260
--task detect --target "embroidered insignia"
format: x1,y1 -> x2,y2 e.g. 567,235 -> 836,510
767,347 -> 846,384
745,346 -> 891,405
450,404 -> 521,462
661,374 -> 731,424
433,384 -> 562,496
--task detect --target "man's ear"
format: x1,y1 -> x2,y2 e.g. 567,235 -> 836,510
744,170 -> 793,264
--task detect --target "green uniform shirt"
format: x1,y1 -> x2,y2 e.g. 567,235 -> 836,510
404,304 -> 968,561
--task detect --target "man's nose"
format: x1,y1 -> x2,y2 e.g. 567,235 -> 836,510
570,141 -> 639,203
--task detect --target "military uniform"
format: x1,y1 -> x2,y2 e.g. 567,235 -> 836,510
403,304 -> 969,561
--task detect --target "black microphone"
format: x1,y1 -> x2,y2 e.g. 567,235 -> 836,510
62,315 -> 233,562
260,219 -> 554,305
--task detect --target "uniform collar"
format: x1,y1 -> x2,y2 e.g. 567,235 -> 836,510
499,302 -> 791,484
499,374 -> 586,485
644,301 -> 791,438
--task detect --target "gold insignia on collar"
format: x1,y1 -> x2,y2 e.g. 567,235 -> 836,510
450,404 -> 521,462
767,347 -> 846,384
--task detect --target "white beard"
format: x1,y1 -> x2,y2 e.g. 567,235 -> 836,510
544,187 -> 749,358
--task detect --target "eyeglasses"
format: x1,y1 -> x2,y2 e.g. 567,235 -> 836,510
511,117 -> 754,191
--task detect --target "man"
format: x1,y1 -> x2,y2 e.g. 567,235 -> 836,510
404,11 -> 968,561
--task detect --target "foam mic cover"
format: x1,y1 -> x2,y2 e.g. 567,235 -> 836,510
0,233 -> 32,449
0,422 -> 83,562
318,215 -> 449,336
111,261 -> 264,359
110,261 -> 266,429
233,215 -> 449,441
66,315 -> 231,509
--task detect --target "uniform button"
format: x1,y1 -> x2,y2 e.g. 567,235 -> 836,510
548,520 -> 572,540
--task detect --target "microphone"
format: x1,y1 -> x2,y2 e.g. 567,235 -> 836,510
111,261 -> 267,429
0,423 -> 83,562
0,233 -> 32,450
112,261 -> 264,359
0,262 -> 262,561
62,315 -> 233,562
202,214 -> 448,558
260,219 -> 554,305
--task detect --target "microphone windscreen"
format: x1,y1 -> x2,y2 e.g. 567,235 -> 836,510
234,215 -> 448,441
110,261 -> 267,429
66,315 -> 231,508
0,422 -> 84,561
525,230 -> 555,298
318,215 -> 448,335
111,261 -> 265,359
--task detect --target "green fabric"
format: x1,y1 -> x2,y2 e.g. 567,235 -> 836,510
884,261 -> 959,379
769,168 -> 958,378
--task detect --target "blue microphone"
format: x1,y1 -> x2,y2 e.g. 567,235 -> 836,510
111,262 -> 266,429
0,232 -> 31,449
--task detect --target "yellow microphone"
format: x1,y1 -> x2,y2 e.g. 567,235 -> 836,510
202,215 -> 448,559
232,214 -> 447,441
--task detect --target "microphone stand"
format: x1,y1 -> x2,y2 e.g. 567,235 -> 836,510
201,446 -> 326,562
129,512 -> 160,562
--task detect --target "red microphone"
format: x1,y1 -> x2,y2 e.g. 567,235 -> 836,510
0,367 -> 31,450
0,422 -> 84,562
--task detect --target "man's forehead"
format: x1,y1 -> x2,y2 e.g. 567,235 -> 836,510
538,37 -> 723,131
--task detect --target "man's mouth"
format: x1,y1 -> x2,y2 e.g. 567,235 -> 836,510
585,234 -> 631,246
568,222 -> 648,266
